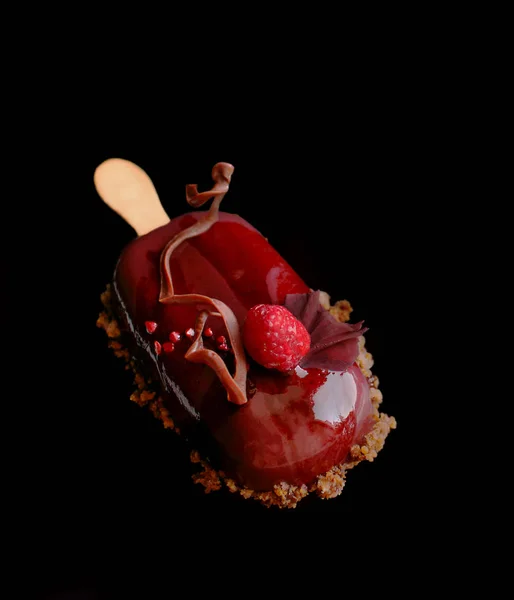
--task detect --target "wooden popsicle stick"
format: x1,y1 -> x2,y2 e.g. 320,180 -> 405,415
94,158 -> 170,236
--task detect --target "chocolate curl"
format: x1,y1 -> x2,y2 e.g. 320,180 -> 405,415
185,310 -> 247,406
159,163 -> 248,405
160,163 -> 233,300
185,162 -> 233,207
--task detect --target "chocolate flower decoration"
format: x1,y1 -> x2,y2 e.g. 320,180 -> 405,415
284,291 -> 367,372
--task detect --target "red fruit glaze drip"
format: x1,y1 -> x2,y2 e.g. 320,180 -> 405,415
169,331 -> 181,343
212,364 -> 372,489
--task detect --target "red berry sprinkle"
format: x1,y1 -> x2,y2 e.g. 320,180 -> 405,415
204,327 -> 213,337
163,342 -> 175,353
145,321 -> 158,334
154,340 -> 162,355
169,331 -> 181,343
185,328 -> 195,339
216,335 -> 229,350
243,304 -> 311,372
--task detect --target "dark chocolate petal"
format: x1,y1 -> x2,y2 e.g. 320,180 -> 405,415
284,290 -> 367,373
285,290 -> 322,331
309,320 -> 366,354
300,339 -> 360,371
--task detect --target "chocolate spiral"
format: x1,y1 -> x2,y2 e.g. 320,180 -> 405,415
159,163 -> 248,405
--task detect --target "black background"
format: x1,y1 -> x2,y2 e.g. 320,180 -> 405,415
2,15 -> 499,592
7,113 -> 444,597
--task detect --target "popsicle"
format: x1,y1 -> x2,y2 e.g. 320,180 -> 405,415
95,159 -> 396,508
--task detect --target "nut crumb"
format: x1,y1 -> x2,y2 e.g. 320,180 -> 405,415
329,299 -> 352,323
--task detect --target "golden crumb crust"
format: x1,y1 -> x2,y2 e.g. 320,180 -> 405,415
97,286 -> 396,509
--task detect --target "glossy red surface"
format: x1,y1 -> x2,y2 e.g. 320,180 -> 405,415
113,211 -> 373,490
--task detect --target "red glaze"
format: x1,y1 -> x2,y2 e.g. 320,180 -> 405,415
113,211 -> 374,490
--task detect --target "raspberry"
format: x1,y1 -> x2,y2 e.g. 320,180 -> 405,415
243,304 -> 311,372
